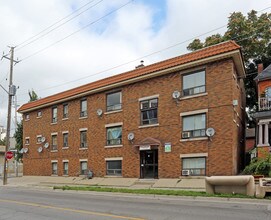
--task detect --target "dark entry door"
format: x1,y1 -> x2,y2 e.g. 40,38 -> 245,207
140,149 -> 158,178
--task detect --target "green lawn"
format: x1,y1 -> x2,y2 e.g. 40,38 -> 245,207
53,185 -> 263,199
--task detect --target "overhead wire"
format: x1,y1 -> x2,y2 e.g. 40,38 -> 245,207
15,4 -> 271,98
20,0 -> 134,61
16,0 -> 100,49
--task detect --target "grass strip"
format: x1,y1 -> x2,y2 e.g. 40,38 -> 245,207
53,185 -> 259,199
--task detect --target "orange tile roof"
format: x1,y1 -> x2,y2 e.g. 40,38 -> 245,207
18,40 -> 241,112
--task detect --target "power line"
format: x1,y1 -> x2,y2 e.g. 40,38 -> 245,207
16,0 -> 99,48
16,0 -> 104,51
16,4 -> 271,97
20,0 -> 134,61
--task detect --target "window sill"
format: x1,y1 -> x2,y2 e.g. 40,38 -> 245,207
51,150 -> 58,152
180,92 -> 208,100
62,147 -> 69,149
51,122 -> 57,125
180,137 -> 208,142
104,109 -> 123,115
139,123 -> 159,129
105,175 -> 122,178
25,119 -> 30,122
79,116 -> 88,120
104,145 -> 123,148
25,144 -> 29,146
62,118 -> 69,121
79,147 -> 88,150
36,116 -> 42,119
36,143 -> 41,145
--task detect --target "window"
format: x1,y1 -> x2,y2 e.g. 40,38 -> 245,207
183,70 -> 205,96
80,161 -> 88,175
63,104 -> 68,118
182,157 -> 206,176
106,160 -> 122,176
140,98 -> 158,125
106,126 -> 122,145
52,107 -> 58,123
37,111 -> 42,117
80,99 -> 87,117
80,131 -> 87,148
37,135 -> 42,144
107,91 -> 122,112
182,114 -> 206,138
25,114 -> 30,120
63,133 -> 68,148
25,138 -> 30,145
52,135 -> 57,150
63,162 -> 68,175
52,162 -> 58,175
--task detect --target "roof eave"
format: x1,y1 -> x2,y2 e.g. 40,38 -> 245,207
18,48 -> 243,113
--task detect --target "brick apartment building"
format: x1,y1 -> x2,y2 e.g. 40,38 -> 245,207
18,41 -> 246,178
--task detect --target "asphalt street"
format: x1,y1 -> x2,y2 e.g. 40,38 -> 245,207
0,187 -> 270,220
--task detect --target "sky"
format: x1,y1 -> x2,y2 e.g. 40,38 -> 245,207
0,0 -> 269,133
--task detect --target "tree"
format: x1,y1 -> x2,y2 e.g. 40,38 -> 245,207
28,89 -> 39,102
0,137 -> 6,146
14,122 -> 23,162
187,10 -> 271,126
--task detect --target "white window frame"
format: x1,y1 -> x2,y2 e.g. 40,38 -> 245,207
80,160 -> 88,175
182,70 -> 206,97
52,107 -> 58,123
51,161 -> 58,175
106,91 -> 122,112
182,157 -> 206,176
105,158 -> 122,176
80,99 -> 87,117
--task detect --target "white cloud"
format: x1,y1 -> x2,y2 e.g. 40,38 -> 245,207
0,0 -> 269,131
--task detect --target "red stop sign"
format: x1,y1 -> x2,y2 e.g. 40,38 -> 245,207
6,151 -> 14,160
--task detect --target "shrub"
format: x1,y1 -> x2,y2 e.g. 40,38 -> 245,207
242,155 -> 271,176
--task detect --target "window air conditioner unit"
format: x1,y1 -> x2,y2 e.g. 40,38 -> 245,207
182,131 -> 191,139
182,169 -> 190,176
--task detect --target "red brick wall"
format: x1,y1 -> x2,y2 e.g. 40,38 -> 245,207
246,138 -> 255,152
22,58 -> 245,177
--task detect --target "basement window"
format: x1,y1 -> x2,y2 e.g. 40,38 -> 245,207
52,162 -> 58,175
106,160 -> 122,176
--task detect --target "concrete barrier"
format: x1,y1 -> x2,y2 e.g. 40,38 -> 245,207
205,175 -> 255,196
256,178 -> 271,198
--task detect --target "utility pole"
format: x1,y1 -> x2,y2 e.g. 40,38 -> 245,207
2,46 -> 19,185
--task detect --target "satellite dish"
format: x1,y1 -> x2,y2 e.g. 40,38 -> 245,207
23,148 -> 29,153
172,91 -> 181,99
19,149 -> 24,154
44,142 -> 49,149
206,128 -> 215,137
128,132 -> 135,141
96,109 -> 103,117
37,147 -> 43,153
41,137 -> 46,143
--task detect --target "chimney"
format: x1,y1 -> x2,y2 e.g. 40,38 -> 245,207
135,60 -> 144,69
258,63 -> 264,74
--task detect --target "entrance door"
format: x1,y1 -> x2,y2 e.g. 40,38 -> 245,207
140,149 -> 158,178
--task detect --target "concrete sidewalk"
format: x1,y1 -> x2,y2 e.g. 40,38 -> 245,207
0,176 -> 206,191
